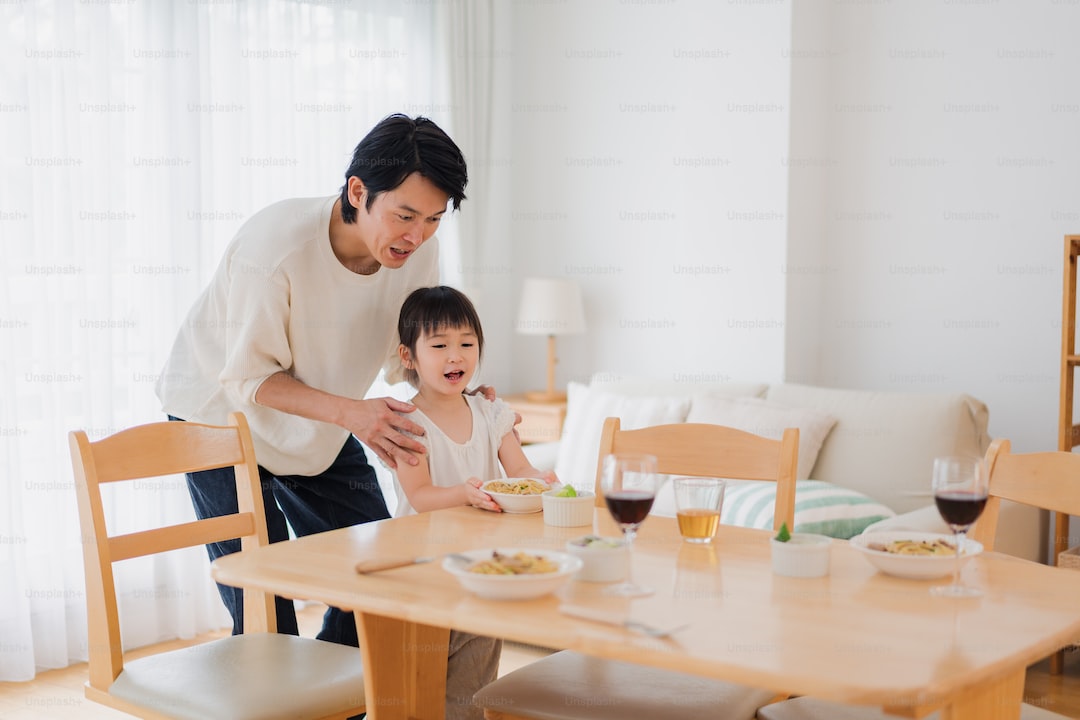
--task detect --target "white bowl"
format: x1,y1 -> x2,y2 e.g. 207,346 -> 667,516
542,489 -> 596,527
850,531 -> 983,580
481,478 -> 550,514
771,533 -> 832,578
442,548 -> 583,600
565,535 -> 628,582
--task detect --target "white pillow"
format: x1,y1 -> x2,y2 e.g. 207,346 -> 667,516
686,395 -> 837,480
553,381 -> 691,492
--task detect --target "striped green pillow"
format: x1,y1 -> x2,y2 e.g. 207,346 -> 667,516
721,479 -> 895,540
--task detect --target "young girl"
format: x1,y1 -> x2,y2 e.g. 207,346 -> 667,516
394,285 -> 557,516
392,285 -> 557,720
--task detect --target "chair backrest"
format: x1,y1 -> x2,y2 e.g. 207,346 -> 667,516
69,412 -> 274,693
592,417 -> 800,531
971,438 -> 1080,553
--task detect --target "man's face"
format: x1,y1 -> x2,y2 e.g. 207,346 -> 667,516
354,172 -> 449,269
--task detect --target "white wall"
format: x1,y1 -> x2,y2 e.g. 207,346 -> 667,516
796,0 -> 1080,454
502,1 -> 1080,459
505,0 -> 792,391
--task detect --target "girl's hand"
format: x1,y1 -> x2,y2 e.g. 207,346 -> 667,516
465,477 -> 502,512
468,385 -> 524,440
467,385 -> 498,402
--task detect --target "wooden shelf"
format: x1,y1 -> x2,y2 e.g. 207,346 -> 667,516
1055,234 -> 1080,674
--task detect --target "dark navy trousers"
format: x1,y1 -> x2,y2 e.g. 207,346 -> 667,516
170,416 -> 390,647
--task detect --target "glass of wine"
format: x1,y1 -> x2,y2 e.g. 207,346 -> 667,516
929,455 -> 989,598
600,453 -> 659,597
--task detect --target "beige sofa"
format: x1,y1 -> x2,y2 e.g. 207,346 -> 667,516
523,373 -> 1045,562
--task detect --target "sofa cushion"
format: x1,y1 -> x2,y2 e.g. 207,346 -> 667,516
651,479 -> 894,539
722,479 -> 895,539
553,382 -> 691,492
686,395 -> 838,480
764,383 -> 990,515
861,504 -> 950,535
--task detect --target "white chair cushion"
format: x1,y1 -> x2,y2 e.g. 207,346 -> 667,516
474,650 -> 777,720
756,696 -> 1070,720
109,633 -> 364,720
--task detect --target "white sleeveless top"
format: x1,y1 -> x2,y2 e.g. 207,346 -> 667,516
393,395 -> 516,517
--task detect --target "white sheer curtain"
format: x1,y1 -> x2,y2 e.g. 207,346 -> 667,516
0,0 -> 444,681
431,0 -> 514,390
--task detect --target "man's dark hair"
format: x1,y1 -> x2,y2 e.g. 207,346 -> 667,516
340,114 -> 467,223
397,286 -> 484,388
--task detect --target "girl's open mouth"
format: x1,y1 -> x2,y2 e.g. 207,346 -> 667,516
445,371 -> 465,382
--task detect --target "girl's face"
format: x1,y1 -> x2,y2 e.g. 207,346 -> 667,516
403,324 -> 480,394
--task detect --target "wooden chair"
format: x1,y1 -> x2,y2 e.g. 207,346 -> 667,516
473,417 -> 799,720
757,437 -> 1080,720
70,412 -> 366,720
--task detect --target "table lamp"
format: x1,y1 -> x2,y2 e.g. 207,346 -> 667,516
515,277 -> 586,402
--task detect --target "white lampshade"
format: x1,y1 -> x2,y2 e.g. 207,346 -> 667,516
515,278 -> 587,337
515,278 -> 586,402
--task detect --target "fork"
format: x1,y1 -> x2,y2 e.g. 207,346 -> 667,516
355,553 -> 471,574
558,604 -> 689,638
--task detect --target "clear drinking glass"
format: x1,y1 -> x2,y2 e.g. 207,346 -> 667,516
600,453 -> 659,597
929,456 -> 989,598
672,477 -> 726,544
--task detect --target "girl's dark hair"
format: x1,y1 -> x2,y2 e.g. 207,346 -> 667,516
397,286 -> 484,387
340,114 -> 467,223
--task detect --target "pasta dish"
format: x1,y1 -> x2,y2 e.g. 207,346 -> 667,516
467,551 -> 559,575
870,538 -> 957,556
484,478 -> 548,495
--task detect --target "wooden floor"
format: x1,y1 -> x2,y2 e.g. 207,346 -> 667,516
1,603 -> 1078,718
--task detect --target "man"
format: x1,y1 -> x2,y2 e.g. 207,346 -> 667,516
157,114 -> 466,644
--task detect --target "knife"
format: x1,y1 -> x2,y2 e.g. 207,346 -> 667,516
355,553 -> 472,574
354,556 -> 436,573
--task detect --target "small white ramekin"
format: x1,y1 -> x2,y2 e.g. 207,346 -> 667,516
770,533 -> 832,578
565,535 -> 629,582
541,489 -> 596,527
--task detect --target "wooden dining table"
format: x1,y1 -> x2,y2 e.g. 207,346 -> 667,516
212,506 -> 1080,720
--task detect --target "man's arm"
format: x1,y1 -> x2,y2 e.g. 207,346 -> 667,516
255,372 -> 427,468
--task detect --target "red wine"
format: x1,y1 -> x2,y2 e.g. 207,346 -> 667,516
935,491 -> 987,528
605,491 -> 654,525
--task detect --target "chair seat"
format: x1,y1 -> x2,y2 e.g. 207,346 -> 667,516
756,696 -> 1070,720
107,633 -> 365,720
473,650 -> 777,720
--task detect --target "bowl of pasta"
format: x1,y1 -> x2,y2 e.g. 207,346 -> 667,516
442,548 -> 583,600
850,531 -> 983,580
481,478 -> 551,514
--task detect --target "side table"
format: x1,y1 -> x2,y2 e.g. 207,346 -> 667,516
503,394 -> 567,445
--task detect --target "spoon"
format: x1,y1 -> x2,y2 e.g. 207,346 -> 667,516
558,604 -> 689,638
